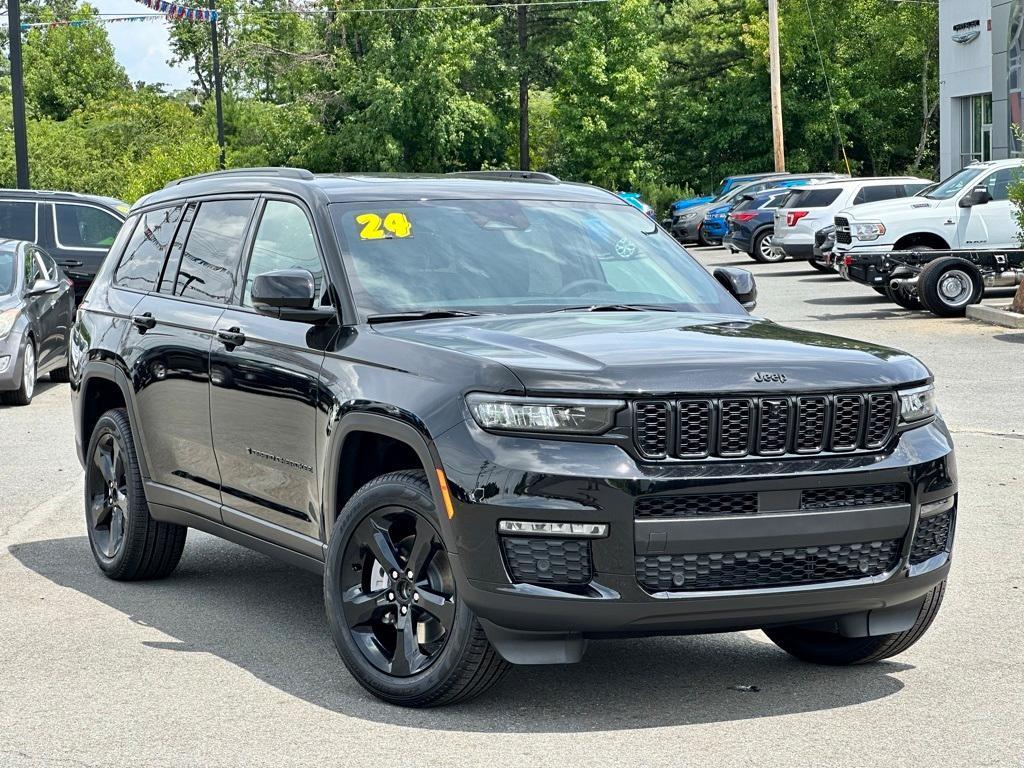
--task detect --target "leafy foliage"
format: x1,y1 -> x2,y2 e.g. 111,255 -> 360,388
2,0 -> 941,206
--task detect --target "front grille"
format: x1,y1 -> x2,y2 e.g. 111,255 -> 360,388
835,216 -> 852,244
636,539 -> 901,592
501,537 -> 592,585
635,492 -> 759,519
635,392 -> 898,460
801,484 -> 908,510
634,401 -> 669,457
910,510 -> 954,564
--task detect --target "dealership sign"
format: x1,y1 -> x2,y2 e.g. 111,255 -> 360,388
953,19 -> 982,44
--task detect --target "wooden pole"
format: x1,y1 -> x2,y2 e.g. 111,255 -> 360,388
8,0 -> 29,188
768,0 -> 785,172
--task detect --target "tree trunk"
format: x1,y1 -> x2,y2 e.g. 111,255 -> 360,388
913,35 -> 939,171
1012,279 -> 1024,314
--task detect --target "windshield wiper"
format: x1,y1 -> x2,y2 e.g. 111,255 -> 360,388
548,303 -> 678,313
367,309 -> 484,324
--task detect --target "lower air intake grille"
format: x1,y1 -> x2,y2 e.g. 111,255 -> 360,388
636,539 -> 901,592
910,510 -> 954,564
502,537 -> 592,585
635,492 -> 759,519
800,484 -> 908,510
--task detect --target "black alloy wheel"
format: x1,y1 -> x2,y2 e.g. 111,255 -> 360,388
87,430 -> 130,560
340,505 -> 456,677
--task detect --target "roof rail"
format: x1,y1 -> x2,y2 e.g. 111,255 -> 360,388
446,170 -> 560,182
164,167 -> 315,188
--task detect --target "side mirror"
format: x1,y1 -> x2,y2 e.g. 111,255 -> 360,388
251,269 -> 335,324
960,186 -> 991,207
713,267 -> 757,312
25,278 -> 59,297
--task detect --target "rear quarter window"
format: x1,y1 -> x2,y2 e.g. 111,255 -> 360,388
0,201 -> 37,241
113,206 -> 183,292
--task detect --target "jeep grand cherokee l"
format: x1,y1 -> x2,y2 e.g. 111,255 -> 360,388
70,168 -> 957,707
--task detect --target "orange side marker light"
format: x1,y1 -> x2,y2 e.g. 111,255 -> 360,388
436,468 -> 456,519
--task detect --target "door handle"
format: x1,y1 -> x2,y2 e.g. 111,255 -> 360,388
216,327 -> 246,348
59,260 -> 84,268
131,312 -> 156,332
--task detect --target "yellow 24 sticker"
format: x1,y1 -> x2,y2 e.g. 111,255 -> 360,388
356,212 -> 413,240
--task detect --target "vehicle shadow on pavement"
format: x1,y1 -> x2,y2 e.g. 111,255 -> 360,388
10,534 -> 912,733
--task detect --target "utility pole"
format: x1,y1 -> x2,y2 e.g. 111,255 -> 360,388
209,0 -> 226,169
7,0 -> 29,188
768,0 -> 785,172
517,2 -> 529,171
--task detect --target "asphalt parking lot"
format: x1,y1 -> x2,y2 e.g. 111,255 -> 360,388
1,246 -> 1022,768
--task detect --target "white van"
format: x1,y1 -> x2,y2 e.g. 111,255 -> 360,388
832,159 -> 1024,256
772,177 -> 932,261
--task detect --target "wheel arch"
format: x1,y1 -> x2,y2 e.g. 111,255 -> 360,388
322,411 -> 456,549
892,232 -> 951,251
78,361 -> 150,478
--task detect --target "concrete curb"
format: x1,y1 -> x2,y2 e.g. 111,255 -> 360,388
966,303 -> 1024,329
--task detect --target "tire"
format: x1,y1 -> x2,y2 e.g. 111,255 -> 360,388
84,408 -> 187,580
325,470 -> 510,707
884,284 -> 923,310
1,338 -> 36,406
917,257 -> 984,317
809,259 -> 833,273
765,580 -> 945,666
696,223 -> 711,247
49,365 -> 70,382
750,230 -> 784,263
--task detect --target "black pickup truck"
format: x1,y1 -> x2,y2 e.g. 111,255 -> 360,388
838,247 -> 1024,316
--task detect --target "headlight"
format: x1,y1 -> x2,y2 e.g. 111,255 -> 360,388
852,222 -> 886,241
467,393 -> 624,435
0,308 -> 19,339
678,213 -> 697,222
898,384 -> 936,424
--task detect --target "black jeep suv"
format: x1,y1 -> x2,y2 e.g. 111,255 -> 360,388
70,168 -> 956,707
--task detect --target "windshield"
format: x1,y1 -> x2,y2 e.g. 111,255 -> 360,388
330,200 -> 742,317
926,167 -> 985,200
0,250 -> 15,295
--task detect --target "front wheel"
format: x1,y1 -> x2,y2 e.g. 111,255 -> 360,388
764,580 -> 945,665
325,470 -> 509,706
696,223 -> 712,247
1,339 -> 36,406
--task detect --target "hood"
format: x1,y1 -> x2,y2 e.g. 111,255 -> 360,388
376,313 -> 929,394
672,196 -> 714,211
840,196 -> 938,222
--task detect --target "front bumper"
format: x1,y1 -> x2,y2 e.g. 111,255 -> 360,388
434,419 -> 956,639
0,325 -> 28,392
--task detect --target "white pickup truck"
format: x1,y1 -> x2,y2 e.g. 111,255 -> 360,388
833,159 -> 1024,315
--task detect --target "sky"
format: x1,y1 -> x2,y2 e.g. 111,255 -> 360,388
93,0 -> 194,91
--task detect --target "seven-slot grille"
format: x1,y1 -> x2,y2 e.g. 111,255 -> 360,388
834,216 -> 852,244
633,392 -> 898,460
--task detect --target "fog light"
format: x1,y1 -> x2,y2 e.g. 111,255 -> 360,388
920,495 -> 954,518
498,520 -> 608,538
0,355 -> 9,374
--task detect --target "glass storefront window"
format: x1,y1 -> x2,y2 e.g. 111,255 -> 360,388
961,93 -> 993,168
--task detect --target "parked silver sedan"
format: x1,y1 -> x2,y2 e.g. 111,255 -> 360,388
0,240 -> 74,406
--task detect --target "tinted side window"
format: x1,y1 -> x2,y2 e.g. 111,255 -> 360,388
54,204 -> 123,249
793,189 -> 842,207
114,207 -> 183,292
243,200 -> 326,307
174,199 -> 255,304
0,201 -> 36,241
853,185 -> 905,205
982,168 -> 1019,201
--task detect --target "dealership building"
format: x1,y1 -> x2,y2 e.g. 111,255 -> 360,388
939,0 -> 1024,177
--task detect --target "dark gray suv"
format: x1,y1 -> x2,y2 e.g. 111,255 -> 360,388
71,168 -> 956,707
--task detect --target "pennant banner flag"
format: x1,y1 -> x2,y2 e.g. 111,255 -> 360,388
20,0 -> 216,29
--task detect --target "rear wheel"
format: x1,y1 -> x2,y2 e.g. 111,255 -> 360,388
918,257 -> 984,317
325,470 -> 509,706
85,408 -> 187,580
750,230 -> 784,263
1,339 -> 36,406
765,580 -> 945,665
